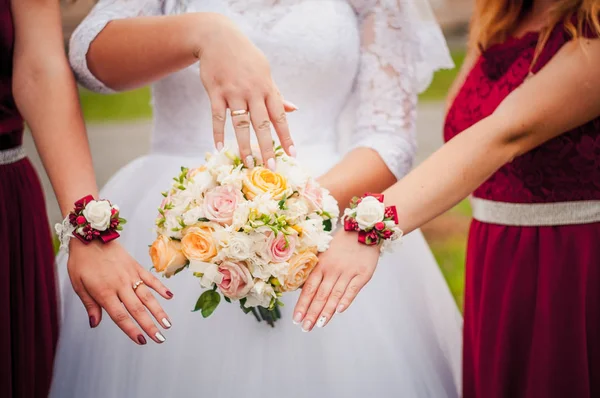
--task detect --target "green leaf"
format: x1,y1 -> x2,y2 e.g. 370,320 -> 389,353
118,218 -> 127,224
278,198 -> 287,210
161,191 -> 168,197
192,290 -> 221,318
323,219 -> 332,232
224,296 -> 231,303
116,226 -> 123,231
198,217 -> 210,222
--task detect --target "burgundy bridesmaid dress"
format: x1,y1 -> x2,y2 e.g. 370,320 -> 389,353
445,22 -> 600,398
0,1 -> 59,397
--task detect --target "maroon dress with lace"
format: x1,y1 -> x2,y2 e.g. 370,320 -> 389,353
445,23 -> 600,398
0,1 -> 59,397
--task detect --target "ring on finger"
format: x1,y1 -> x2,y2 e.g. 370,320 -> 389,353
132,280 -> 145,291
231,109 -> 249,117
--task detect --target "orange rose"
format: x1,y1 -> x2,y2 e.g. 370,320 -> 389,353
242,167 -> 288,200
181,226 -> 218,262
149,235 -> 188,277
281,250 -> 319,292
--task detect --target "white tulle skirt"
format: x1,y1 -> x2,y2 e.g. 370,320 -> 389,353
50,150 -> 463,398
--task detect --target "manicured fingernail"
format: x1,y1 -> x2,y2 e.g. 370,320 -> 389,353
155,332 -> 166,343
89,316 -> 96,328
267,158 -> 276,171
289,145 -> 297,158
284,100 -> 299,111
302,320 -> 312,332
166,290 -> 173,298
316,316 -> 327,328
336,304 -> 345,313
162,318 -> 172,329
293,312 -> 303,325
216,142 -> 224,151
137,334 -> 147,345
245,155 -> 254,168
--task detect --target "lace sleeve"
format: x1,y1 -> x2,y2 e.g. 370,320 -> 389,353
68,0 -> 167,93
349,0 -> 453,179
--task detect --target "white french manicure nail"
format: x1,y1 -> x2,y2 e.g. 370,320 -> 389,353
155,332 -> 166,343
216,142 -> 224,151
293,312 -> 303,325
245,155 -> 254,168
316,316 -> 327,328
302,320 -> 312,332
267,158 -> 276,171
289,145 -> 297,158
162,318 -> 172,329
336,305 -> 345,314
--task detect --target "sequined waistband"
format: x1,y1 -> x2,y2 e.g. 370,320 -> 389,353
471,197 -> 600,226
0,146 -> 26,165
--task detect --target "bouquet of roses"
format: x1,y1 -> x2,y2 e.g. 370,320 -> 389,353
149,145 -> 339,326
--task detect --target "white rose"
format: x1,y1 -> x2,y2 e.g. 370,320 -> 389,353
322,193 -> 340,220
354,196 -> 385,230
82,200 -> 113,231
182,206 -> 205,226
244,280 -> 276,308
224,233 -> 254,261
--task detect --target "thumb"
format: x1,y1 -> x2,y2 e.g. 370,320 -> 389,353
73,281 -> 103,328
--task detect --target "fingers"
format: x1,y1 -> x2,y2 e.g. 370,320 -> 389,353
314,276 -> 352,329
211,97 -> 227,151
139,268 -> 173,300
134,283 -> 172,330
336,275 -> 367,315
293,269 -> 323,325
267,92 -> 295,158
300,274 -> 339,332
101,295 -> 148,345
248,98 -> 276,170
283,99 -> 299,113
72,280 -> 102,328
227,99 -> 253,168
119,287 -> 166,344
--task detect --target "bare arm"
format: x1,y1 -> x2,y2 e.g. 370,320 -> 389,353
296,36 -> 600,330
11,0 -> 98,215
70,1 -> 295,165
391,37 -> 600,235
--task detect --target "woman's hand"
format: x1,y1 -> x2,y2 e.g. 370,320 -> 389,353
67,240 -> 173,345
293,230 -> 381,332
198,16 -> 297,169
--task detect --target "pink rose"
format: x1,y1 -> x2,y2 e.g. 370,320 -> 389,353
301,179 -> 323,211
203,185 -> 244,225
217,260 -> 253,300
375,222 -> 385,231
267,232 -> 296,263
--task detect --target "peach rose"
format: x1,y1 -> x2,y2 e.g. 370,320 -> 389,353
149,235 -> 188,277
203,185 -> 244,225
181,226 -> 218,262
217,260 -> 253,300
267,232 -> 296,263
281,250 -> 319,292
242,167 -> 288,200
301,179 -> 323,211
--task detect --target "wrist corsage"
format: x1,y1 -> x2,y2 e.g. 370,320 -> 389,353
55,195 -> 126,251
343,193 -> 403,252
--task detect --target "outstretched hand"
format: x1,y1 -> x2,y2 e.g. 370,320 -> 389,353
292,230 -> 380,332
67,240 -> 173,345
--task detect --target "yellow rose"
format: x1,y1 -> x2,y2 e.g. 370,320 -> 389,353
242,167 -> 288,200
149,235 -> 188,277
181,226 -> 218,262
281,250 -> 319,292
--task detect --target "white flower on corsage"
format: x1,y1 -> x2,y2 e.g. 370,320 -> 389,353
354,196 -> 385,230
82,200 -> 113,231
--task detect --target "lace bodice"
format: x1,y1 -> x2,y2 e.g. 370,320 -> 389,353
445,23 -> 600,203
70,0 -> 452,179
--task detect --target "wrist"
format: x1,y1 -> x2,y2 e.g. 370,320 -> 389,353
185,13 -> 235,60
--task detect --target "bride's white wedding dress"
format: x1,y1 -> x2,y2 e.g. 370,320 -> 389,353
51,1 -> 462,397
